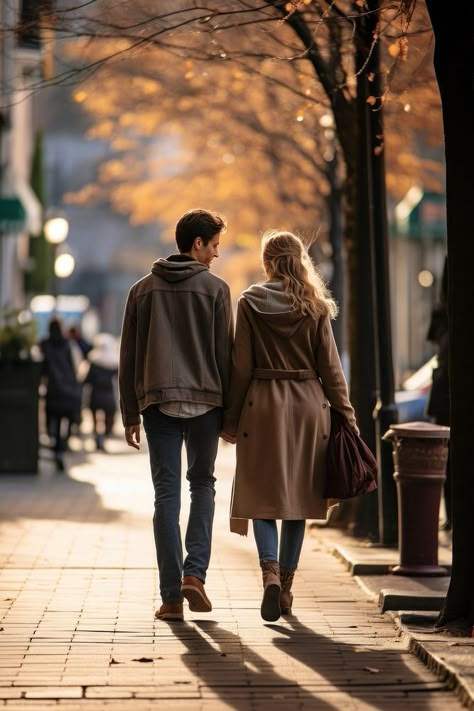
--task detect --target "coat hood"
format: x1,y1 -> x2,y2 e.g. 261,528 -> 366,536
242,280 -> 305,338
242,280 -> 293,314
151,255 -> 208,283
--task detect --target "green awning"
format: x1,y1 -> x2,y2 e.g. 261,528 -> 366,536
0,197 -> 27,233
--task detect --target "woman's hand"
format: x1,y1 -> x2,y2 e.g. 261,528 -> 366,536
220,431 -> 237,444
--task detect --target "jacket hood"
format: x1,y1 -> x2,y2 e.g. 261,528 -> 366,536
242,280 -> 306,337
152,255 -> 208,283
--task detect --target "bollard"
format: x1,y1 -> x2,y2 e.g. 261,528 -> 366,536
382,421 -> 450,576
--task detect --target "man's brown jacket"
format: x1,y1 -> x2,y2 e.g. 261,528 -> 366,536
119,255 -> 234,426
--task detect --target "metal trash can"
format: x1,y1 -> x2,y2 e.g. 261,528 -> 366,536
382,421 -> 450,576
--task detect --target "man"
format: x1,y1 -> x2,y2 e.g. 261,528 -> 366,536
119,209 -> 233,621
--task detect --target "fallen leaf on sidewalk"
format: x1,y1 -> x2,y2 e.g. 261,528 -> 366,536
364,667 -> 381,674
132,657 -> 153,663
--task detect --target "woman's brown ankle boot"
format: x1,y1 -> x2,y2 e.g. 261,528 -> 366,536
260,560 -> 281,621
280,568 -> 295,615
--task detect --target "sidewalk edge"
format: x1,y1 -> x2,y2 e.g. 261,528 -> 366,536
323,537 -> 473,709
391,617 -> 474,710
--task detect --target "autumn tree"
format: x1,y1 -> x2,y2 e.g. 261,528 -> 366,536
49,1 -> 440,347
10,0 -> 444,539
64,49 -> 349,319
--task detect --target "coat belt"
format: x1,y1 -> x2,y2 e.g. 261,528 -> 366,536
253,368 -> 317,380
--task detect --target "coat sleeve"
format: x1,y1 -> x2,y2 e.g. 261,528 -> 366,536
223,299 -> 254,435
119,289 -> 141,426
315,314 -> 358,432
215,283 -> 235,409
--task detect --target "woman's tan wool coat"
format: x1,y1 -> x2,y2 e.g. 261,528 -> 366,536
223,281 -> 357,535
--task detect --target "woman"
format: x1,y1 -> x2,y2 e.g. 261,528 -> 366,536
40,318 -> 82,471
221,231 -> 357,622
79,333 -> 119,451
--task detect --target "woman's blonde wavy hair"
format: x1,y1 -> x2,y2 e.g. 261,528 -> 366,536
261,230 -> 338,319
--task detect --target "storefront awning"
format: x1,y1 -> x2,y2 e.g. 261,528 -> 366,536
0,196 -> 26,233
0,175 -> 42,236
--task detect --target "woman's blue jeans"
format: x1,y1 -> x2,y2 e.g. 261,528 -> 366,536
142,406 -> 222,603
253,519 -> 306,570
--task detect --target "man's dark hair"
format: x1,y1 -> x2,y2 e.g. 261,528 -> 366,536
175,209 -> 226,253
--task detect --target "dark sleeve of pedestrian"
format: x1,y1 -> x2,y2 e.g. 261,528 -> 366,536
39,341 -> 48,377
315,314 -> 357,431
119,290 -> 140,426
215,282 -> 234,409
223,299 -> 253,435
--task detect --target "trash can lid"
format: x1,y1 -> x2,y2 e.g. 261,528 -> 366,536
383,421 -> 450,440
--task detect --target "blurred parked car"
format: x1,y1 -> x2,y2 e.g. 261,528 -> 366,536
395,356 -> 436,423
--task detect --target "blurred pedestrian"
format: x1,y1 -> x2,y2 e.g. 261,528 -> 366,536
79,333 -> 119,451
119,209 -> 233,622
68,324 -> 92,358
221,231 -> 358,622
40,317 -> 82,471
426,256 -> 451,530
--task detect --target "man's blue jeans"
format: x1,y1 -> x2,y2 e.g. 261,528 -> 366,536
142,406 -> 222,603
253,519 -> 306,570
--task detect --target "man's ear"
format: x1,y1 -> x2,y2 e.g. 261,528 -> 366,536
193,237 -> 203,251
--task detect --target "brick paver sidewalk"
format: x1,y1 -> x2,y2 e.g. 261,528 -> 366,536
0,434 -> 464,709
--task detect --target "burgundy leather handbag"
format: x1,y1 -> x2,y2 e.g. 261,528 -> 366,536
323,408 -> 378,499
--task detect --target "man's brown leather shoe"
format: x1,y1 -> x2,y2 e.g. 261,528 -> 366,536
181,575 -> 212,612
155,601 -> 184,621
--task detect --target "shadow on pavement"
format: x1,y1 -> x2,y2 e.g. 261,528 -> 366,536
0,448 -> 125,523
169,616 -> 448,709
265,616 -> 445,704
169,619 -> 335,710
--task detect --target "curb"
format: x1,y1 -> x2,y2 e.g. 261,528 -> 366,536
331,542 -> 452,577
391,614 -> 474,710
327,541 -> 474,709
331,544 -> 393,575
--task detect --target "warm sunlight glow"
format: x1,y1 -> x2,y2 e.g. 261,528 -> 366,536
73,90 -> 87,103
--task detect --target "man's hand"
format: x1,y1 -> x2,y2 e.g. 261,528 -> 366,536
220,431 -> 237,444
125,424 -> 141,450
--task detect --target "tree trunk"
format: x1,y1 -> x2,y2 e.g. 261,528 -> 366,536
425,1 -> 474,632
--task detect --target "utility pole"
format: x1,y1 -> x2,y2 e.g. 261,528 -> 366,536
359,0 -> 399,545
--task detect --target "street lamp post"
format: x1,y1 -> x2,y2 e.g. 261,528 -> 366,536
44,211 -> 69,302
360,0 -> 399,545
54,249 -> 75,280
